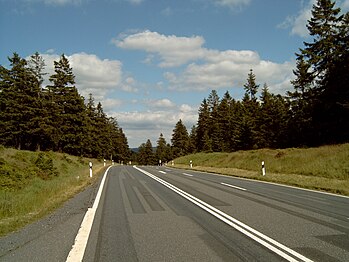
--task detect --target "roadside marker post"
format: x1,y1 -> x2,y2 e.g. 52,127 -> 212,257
190,160 -> 193,168
89,162 -> 93,178
262,161 -> 266,176
103,159 -> 106,167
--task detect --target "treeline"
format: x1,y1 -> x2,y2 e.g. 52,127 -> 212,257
0,53 -> 130,161
139,0 -> 349,162
190,0 -> 348,152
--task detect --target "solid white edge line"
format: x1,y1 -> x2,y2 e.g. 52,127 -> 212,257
134,166 -> 313,262
183,173 -> 193,177
66,165 -> 113,262
221,182 -> 247,191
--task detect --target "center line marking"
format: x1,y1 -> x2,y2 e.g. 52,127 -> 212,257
159,171 -> 166,174
221,182 -> 247,191
183,173 -> 193,177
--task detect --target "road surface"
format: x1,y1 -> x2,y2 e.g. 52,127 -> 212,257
1,165 -> 348,261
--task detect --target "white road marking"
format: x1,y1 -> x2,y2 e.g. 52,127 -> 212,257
183,173 -> 193,177
159,171 -> 166,174
134,166 -> 313,262
221,182 -> 247,191
66,166 -> 113,262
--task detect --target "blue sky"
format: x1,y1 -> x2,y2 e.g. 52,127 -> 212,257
1,0 -> 349,147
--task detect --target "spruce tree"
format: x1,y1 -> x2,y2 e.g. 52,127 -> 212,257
241,69 -> 260,149
0,53 -> 40,150
196,99 -> 211,151
171,119 -> 189,157
48,54 -> 86,154
155,133 -> 168,164
290,0 -> 349,145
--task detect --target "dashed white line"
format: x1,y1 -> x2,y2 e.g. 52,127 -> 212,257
159,171 -> 167,174
221,182 -> 247,191
183,173 -> 193,177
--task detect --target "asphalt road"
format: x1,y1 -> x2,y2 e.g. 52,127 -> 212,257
85,165 -> 349,262
1,165 -> 348,261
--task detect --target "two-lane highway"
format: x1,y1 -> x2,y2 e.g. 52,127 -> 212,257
81,165 -> 349,261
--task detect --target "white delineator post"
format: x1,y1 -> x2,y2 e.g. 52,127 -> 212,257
103,159 -> 106,167
190,160 -> 193,168
262,161 -> 266,176
89,162 -> 93,178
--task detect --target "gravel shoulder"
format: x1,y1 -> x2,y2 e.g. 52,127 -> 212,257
0,176 -> 102,262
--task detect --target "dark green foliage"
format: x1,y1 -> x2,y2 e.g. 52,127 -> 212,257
171,119 -> 190,157
137,139 -> 156,165
155,133 -> 172,164
288,0 -> 349,146
0,53 -> 130,161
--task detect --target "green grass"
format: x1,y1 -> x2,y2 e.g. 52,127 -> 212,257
0,147 -> 107,236
173,144 -> 349,196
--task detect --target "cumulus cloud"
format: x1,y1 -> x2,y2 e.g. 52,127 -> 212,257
114,30 -> 295,94
113,30 -> 206,67
146,98 -> 176,109
39,52 -> 125,100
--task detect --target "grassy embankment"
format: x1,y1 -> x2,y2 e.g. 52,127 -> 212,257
0,146 -> 106,236
174,143 -> 349,196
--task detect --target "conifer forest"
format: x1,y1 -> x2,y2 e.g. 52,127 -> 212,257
1,0 -> 348,164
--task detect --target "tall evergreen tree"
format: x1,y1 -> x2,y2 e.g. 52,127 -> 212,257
137,139 -> 155,165
243,69 -> 259,101
241,69 -> 260,149
171,119 -> 189,157
259,84 -> 289,148
0,53 -> 40,150
196,99 -> 211,151
48,54 -> 86,154
290,0 -> 349,145
155,133 -> 168,164
217,91 -> 232,151
207,90 -> 221,152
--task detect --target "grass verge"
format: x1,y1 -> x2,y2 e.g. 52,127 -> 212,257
173,143 -> 349,196
0,147 -> 107,237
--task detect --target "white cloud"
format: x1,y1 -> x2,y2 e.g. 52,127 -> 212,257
165,59 -> 295,94
39,52 -> 124,100
114,30 -> 295,94
113,30 -> 206,67
146,98 -> 176,109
